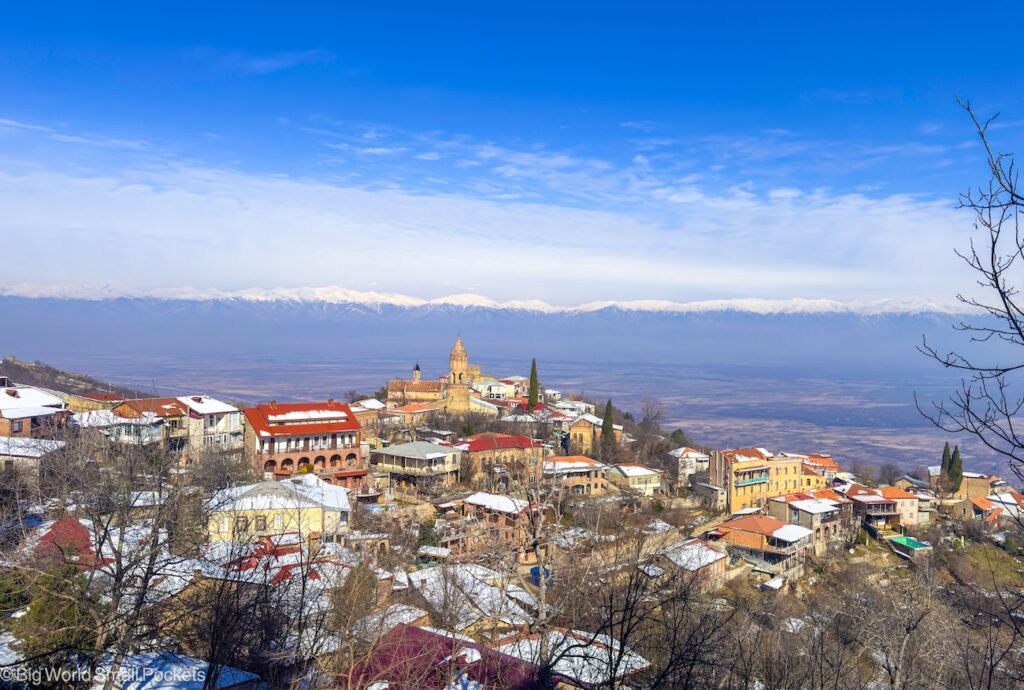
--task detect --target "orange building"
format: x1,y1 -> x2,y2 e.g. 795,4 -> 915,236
243,400 -> 365,488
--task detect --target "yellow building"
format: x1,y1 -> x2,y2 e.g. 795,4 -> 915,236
709,448 -> 804,513
608,463 -> 664,497
567,414 -> 623,455
768,453 -> 803,497
207,474 -> 351,543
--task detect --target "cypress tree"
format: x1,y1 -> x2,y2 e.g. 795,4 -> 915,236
949,445 -> 963,492
528,358 -> 539,410
601,399 -> 616,454
940,441 -> 951,480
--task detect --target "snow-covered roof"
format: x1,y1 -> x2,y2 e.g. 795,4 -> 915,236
640,563 -> 665,578
469,397 -> 499,412
211,475 -> 350,514
772,524 -> 813,542
175,395 -> 237,415
352,397 -> 386,410
501,413 -> 539,423
0,437 -> 66,458
90,651 -> 263,690
543,456 -> 607,475
612,463 -> 662,478
416,545 -> 452,558
463,492 -> 529,515
0,385 -> 65,414
374,441 -> 459,461
661,539 -> 725,571
408,565 -> 534,630
267,409 -> 345,422
495,629 -> 649,686
668,446 -> 709,459
787,499 -> 839,514
575,413 -> 623,431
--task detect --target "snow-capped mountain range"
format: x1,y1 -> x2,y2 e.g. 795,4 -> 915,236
0,283 -> 969,316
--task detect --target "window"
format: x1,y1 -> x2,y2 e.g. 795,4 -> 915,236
235,516 -> 250,533
255,516 -> 267,532
274,514 -> 284,531
12,421 -> 23,433
219,517 -> 229,533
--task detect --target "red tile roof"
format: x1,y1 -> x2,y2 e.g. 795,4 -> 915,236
244,401 -> 361,437
806,488 -> 850,503
723,448 -> 773,462
802,454 -> 840,473
119,398 -> 188,418
386,379 -> 444,393
348,624 -> 543,690
392,403 -> 435,413
719,514 -> 788,536
547,455 -> 604,467
970,496 -> 995,511
880,487 -> 918,501
464,432 -> 541,452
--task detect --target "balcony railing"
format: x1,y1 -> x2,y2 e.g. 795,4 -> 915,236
372,462 -> 459,476
734,476 -> 769,487
863,505 -> 897,515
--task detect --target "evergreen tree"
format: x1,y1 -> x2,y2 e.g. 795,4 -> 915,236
601,399 -> 616,456
14,561 -> 101,671
940,441 -> 952,482
949,445 -> 963,492
528,358 -> 539,410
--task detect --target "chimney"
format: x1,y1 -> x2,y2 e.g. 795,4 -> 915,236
270,400 -> 277,408
328,398 -> 335,405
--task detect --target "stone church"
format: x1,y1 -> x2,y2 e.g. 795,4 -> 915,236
386,336 -> 483,414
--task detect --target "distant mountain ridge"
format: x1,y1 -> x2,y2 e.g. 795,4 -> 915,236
0,355 -> 152,400
0,284 -> 969,316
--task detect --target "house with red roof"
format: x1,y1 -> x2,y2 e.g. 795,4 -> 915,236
705,513 -> 812,570
767,491 -> 852,555
243,400 -> 364,487
879,486 -> 921,527
987,490 -> 1024,520
457,432 -> 547,486
950,495 -> 1004,526
346,624 -> 547,690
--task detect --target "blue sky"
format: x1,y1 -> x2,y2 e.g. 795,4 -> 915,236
2,2 -> 1023,305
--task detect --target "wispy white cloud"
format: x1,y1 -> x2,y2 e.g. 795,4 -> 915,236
0,114 -> 979,305
198,48 -> 335,75
0,157 -> 971,304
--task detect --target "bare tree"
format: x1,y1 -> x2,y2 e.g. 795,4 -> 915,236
919,100 -> 1024,487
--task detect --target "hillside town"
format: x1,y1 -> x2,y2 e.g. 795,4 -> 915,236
1,340 -> 1023,689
